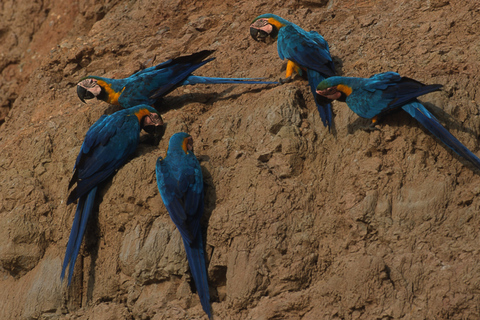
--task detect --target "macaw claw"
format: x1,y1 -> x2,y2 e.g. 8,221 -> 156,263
279,76 -> 293,85
359,124 -> 380,132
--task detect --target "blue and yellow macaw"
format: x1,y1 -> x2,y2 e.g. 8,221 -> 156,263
61,105 -> 163,284
155,132 -> 211,319
76,50 -> 276,109
250,14 -> 336,129
316,72 -> 480,170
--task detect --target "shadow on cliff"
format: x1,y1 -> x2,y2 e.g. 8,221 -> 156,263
282,54 -> 345,137
198,158 -> 220,303
346,102 -> 480,173
156,83 -> 278,113
84,200 -> 101,304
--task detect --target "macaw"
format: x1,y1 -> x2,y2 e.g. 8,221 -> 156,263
155,132 -> 211,319
61,105 -> 163,285
250,13 -> 336,129
76,50 -> 277,109
316,72 -> 480,170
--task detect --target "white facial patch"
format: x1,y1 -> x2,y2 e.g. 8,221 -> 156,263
78,78 -> 101,97
251,18 -> 273,34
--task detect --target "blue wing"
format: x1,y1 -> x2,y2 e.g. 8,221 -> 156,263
182,229 -> 211,319
116,50 -> 276,108
277,25 -> 335,77
67,111 -> 140,204
156,152 -> 211,318
348,73 -> 443,118
308,68 -> 333,129
156,154 -> 204,242
118,51 -> 215,107
277,25 -> 335,129
367,73 -> 443,109
61,186 -> 97,285
62,107 -> 145,285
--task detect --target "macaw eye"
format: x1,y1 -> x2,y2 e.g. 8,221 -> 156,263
326,87 -> 337,95
254,19 -> 268,27
80,78 -> 97,89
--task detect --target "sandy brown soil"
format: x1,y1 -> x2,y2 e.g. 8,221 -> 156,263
1,0 -> 480,319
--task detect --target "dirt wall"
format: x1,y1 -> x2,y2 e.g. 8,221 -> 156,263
1,0 -> 480,319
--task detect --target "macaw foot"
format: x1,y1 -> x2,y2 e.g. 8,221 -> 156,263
279,76 -> 293,85
359,116 -> 381,131
360,124 -> 380,132
359,119 -> 381,132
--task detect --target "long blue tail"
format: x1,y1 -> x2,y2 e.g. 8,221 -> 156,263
182,75 -> 278,85
61,186 -> 98,285
182,230 -> 212,319
402,102 -> 480,170
308,69 -> 333,130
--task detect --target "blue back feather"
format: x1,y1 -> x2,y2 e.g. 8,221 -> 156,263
62,105 -> 158,285
156,132 -> 211,318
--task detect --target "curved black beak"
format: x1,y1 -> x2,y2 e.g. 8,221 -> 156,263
142,113 -> 164,134
250,27 -> 260,41
77,85 -> 95,103
143,124 -> 164,136
250,27 -> 269,41
143,122 -> 165,145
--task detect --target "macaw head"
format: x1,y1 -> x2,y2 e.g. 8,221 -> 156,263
77,76 -> 126,105
250,14 -> 287,42
77,77 -> 105,103
316,77 -> 353,101
167,132 -> 194,155
132,105 -> 164,135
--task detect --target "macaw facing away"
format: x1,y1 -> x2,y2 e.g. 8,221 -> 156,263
250,13 -> 336,129
76,50 -> 277,109
316,72 -> 480,170
156,132 -> 211,319
61,105 -> 163,285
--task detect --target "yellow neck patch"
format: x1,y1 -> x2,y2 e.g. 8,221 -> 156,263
182,137 -> 190,154
97,80 -> 125,105
336,84 -> 353,96
267,17 -> 285,30
134,108 -> 151,123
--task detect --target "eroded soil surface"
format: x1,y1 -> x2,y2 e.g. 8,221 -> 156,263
1,0 -> 480,319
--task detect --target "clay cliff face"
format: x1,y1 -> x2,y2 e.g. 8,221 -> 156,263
1,0 -> 480,319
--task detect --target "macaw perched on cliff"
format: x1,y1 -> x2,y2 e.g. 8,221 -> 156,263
250,14 -> 336,129
76,50 -> 276,109
156,132 -> 211,319
316,72 -> 480,170
61,105 -> 163,285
